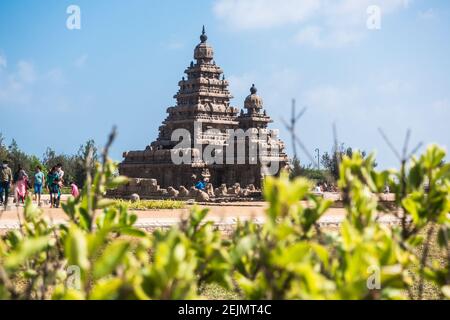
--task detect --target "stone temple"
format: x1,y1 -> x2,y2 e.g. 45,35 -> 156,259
116,27 -> 288,198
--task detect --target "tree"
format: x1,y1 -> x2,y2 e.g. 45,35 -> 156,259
0,133 -> 9,162
73,139 -> 98,187
321,143 -> 375,181
289,156 -> 302,179
7,139 -> 34,176
42,147 -> 57,166
289,156 -> 328,182
42,147 -> 75,185
321,150 -> 339,181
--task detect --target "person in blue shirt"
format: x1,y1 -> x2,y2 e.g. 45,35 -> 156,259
195,178 -> 206,190
33,165 -> 45,206
46,166 -> 60,208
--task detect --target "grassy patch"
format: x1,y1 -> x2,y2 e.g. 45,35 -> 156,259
407,224 -> 447,300
113,199 -> 185,210
199,283 -> 242,300
42,187 -> 71,194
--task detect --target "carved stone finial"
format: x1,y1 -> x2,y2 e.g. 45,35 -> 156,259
200,25 -> 207,43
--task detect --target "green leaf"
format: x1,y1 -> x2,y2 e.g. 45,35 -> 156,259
93,240 -> 130,279
190,207 -> 208,227
5,236 -> 49,270
78,207 -> 92,231
442,285 -> 450,299
341,220 -> 358,250
52,287 -> 85,300
24,269 -> 38,278
117,227 -> 146,238
278,242 -> 309,262
97,199 -> 116,209
107,176 -> 129,189
90,278 -> 124,300
310,243 -> 330,269
422,145 -> 446,169
437,226 -> 449,249
64,226 -> 90,271
408,163 -> 424,190
402,197 -> 420,225
231,235 -> 256,264
407,234 -> 425,247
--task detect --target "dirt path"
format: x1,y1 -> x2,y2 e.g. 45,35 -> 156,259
0,195 -> 398,230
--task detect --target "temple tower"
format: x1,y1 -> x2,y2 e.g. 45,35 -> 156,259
151,26 -> 239,151
119,27 -> 288,190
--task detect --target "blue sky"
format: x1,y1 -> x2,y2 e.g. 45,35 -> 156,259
0,0 -> 449,169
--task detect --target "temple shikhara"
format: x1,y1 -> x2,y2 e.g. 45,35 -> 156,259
114,27 -> 288,200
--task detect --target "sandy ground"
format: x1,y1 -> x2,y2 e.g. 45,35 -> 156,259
0,194 -> 398,230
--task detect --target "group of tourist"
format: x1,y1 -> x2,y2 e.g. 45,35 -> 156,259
314,182 -> 338,193
314,181 -> 391,194
0,160 -> 80,209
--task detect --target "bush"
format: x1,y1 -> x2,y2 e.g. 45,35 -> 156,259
0,132 -> 448,300
112,200 -> 185,210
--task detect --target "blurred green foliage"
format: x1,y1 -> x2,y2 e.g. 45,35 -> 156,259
112,199 -> 185,210
0,136 -> 448,300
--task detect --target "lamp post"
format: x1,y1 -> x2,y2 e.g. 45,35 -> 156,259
315,148 -> 320,170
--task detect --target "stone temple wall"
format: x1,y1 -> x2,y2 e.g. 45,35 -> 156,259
115,28 -> 289,199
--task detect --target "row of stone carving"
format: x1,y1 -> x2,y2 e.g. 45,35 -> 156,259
166,182 -> 258,202
110,178 -> 260,202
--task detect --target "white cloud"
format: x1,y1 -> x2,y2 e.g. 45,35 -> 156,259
431,99 -> 449,113
45,68 -> 65,83
294,25 -> 363,48
302,84 -> 362,113
74,54 -> 88,68
0,59 -> 69,110
228,68 -> 302,109
228,72 -> 256,99
213,0 -> 320,30
214,0 -> 411,47
377,79 -> 412,96
418,8 -> 436,20
16,61 -> 36,84
0,60 -> 37,105
294,26 -> 323,47
0,53 -> 6,69
165,39 -> 185,50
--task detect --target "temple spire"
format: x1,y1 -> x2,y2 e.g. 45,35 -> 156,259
200,25 -> 207,43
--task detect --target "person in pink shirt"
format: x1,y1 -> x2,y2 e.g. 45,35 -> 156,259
14,165 -> 28,204
70,182 -> 80,198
